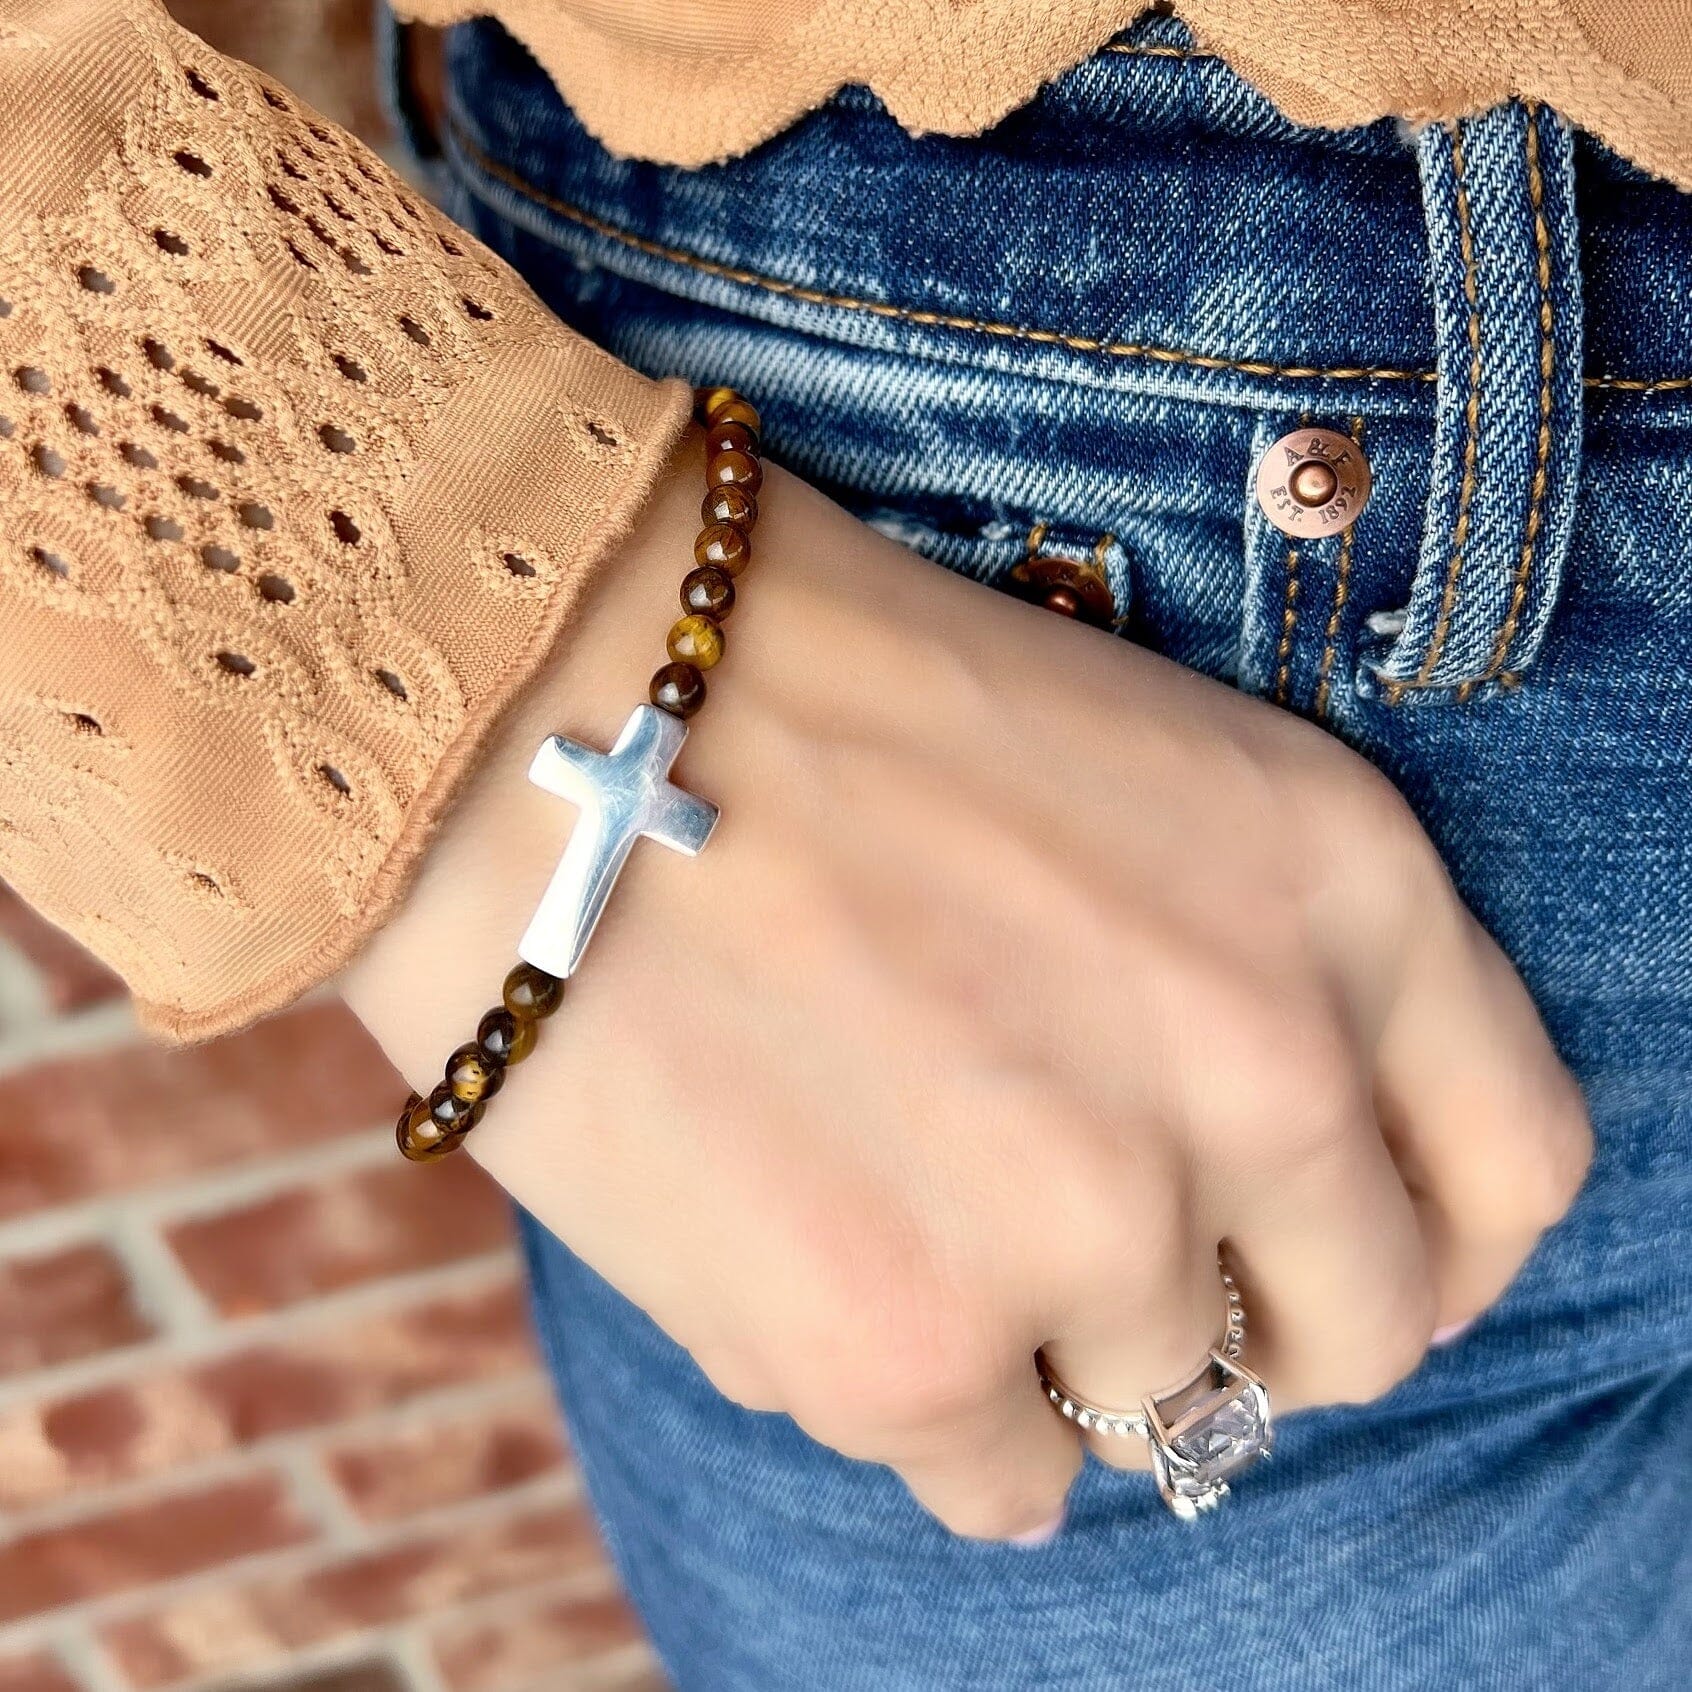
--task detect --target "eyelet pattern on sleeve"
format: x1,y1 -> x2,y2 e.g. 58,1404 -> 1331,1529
0,0 -> 691,1039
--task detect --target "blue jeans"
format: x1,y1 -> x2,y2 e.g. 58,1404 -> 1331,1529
420,13 -> 1692,1687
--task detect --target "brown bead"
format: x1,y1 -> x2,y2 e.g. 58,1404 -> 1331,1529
693,522 -> 750,576
706,448 -> 762,495
705,420 -> 756,459
446,1042 -> 504,1104
694,385 -> 738,423
709,397 -> 760,437
703,483 -> 758,530
503,961 -> 564,1020
397,1093 -> 463,1161
478,1006 -> 536,1066
668,613 -> 724,670
682,565 -> 736,620
427,1079 -> 482,1130
650,660 -> 706,718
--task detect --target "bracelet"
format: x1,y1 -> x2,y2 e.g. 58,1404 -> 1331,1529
396,385 -> 764,1161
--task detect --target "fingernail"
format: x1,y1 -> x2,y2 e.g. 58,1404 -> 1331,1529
1431,1319 -> 1476,1347
1007,1512 -> 1065,1548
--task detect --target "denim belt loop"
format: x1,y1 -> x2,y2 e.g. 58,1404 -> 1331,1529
1370,100 -> 1583,703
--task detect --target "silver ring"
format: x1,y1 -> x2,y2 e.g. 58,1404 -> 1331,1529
1037,1265 -> 1245,1434
1036,1263 -> 1273,1520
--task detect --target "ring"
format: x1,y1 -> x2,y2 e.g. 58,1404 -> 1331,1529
1036,1262 -> 1273,1520
1037,1266 -> 1246,1435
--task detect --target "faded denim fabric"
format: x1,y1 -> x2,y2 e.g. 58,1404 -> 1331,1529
414,11 -> 1692,1688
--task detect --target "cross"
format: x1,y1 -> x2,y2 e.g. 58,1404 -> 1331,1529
519,703 -> 719,980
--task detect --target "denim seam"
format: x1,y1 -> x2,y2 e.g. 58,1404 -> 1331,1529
1586,374 -> 1692,393
1388,124 -> 1483,707
1314,415 -> 1365,721
451,119 -> 1692,399
449,123 -> 1442,387
1466,103 -> 1555,699
1273,539 -> 1301,706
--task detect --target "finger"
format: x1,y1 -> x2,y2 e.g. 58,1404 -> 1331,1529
1377,903 -> 1592,1330
885,1366 -> 1084,1542
1040,1227 -> 1224,1475
1225,1121 -> 1434,1411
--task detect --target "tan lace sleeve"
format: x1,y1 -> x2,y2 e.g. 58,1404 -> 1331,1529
0,0 -> 692,1041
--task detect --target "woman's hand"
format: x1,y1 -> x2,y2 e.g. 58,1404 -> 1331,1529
344,443 -> 1591,1541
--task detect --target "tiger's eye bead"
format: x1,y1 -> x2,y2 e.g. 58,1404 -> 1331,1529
682,565 -> 735,620
706,448 -> 763,495
651,660 -> 706,718
428,1080 -> 483,1130
709,397 -> 760,437
703,484 -> 757,530
503,961 -> 565,1020
694,522 -> 750,576
694,384 -> 739,423
705,420 -> 757,459
668,613 -> 724,670
478,1006 -> 536,1066
446,1042 -> 504,1104
397,1092 -> 462,1161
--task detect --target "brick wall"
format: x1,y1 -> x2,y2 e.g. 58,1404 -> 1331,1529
0,11 -> 665,1690
0,893 -> 663,1692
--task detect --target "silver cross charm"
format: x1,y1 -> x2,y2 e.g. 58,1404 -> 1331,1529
519,704 -> 719,979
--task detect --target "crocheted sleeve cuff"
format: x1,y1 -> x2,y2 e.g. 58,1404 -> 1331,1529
0,0 -> 693,1040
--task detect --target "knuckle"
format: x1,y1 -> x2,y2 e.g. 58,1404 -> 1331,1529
1334,760 -> 1434,869
1188,974 -> 1365,1157
1246,1006 -> 1369,1166
1070,1138 -> 1193,1270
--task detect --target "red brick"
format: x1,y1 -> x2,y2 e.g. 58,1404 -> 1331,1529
245,1661 -> 407,1692
0,1243 -> 150,1377
0,1653 -> 79,1692
0,884 -> 124,1013
0,1002 -> 406,1220
329,1393 -> 566,1523
104,1501 -> 609,1688
168,1158 -> 510,1317
0,1472 -> 309,1625
434,1590 -> 647,1692
0,1279 -> 535,1510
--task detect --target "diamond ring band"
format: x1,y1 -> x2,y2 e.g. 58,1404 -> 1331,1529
1036,1261 -> 1273,1520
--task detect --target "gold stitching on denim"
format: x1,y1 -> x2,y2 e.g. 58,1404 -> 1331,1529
1585,374 -> 1692,392
453,126 -> 1441,387
1314,416 -> 1365,721
1273,543 -> 1301,706
1469,103 -> 1555,699
1385,124 -> 1482,707
456,127 -> 1692,396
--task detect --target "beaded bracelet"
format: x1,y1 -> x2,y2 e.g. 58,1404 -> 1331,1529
396,385 -> 763,1161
